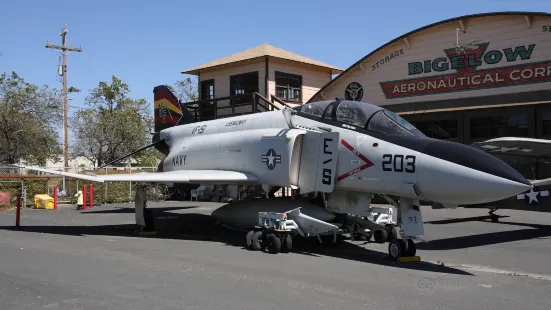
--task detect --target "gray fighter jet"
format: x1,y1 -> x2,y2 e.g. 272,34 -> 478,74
15,86 -> 538,260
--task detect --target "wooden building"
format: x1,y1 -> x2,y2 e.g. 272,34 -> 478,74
181,44 -> 343,120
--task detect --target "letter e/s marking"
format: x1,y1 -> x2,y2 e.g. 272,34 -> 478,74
322,168 -> 332,185
323,138 -> 333,154
321,137 -> 334,185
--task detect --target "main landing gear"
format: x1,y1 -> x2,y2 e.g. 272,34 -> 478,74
135,184 -> 156,234
488,207 -> 500,222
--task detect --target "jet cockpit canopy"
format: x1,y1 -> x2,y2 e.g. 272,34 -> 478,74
295,99 -> 425,138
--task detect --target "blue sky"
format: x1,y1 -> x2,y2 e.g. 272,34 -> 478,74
0,0 -> 549,120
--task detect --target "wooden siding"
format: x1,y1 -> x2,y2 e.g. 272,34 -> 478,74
267,58 -> 331,104
200,59 -> 265,98
310,14 -> 551,108
199,59 -> 265,116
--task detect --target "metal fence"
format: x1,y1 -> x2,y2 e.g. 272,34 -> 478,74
0,166 -> 175,207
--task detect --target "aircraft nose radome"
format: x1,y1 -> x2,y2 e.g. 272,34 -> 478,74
418,139 -> 532,205
425,139 -> 531,186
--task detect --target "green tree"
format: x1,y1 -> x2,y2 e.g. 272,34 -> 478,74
133,148 -> 164,167
171,77 -> 199,102
0,71 -> 63,165
71,76 -> 155,167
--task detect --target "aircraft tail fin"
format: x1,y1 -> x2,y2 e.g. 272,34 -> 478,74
153,85 -> 195,132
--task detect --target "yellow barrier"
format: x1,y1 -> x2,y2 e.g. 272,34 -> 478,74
34,194 -> 54,210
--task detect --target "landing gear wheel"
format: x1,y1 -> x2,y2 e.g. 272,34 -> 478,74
245,230 -> 255,249
388,239 -> 406,261
251,231 -> 263,251
364,231 -> 373,241
266,233 -> 281,254
385,225 -> 398,241
281,234 -> 292,253
373,229 -> 388,243
405,239 -> 416,256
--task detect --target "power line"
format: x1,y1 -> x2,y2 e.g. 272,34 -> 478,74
45,24 -> 83,173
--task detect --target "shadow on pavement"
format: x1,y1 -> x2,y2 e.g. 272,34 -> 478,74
419,216 -> 551,250
0,206 -> 473,276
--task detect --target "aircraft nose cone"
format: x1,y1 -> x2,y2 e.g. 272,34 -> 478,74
428,139 -> 531,186
418,139 -> 531,205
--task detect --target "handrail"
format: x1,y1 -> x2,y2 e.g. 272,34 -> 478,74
270,95 -> 294,109
253,93 -> 281,112
182,92 -> 286,121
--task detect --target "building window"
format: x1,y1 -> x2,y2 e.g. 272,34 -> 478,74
275,71 -> 302,102
230,71 -> 258,106
470,114 -> 529,140
409,119 -> 458,140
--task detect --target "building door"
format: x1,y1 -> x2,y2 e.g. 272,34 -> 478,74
230,72 -> 259,107
200,79 -> 215,120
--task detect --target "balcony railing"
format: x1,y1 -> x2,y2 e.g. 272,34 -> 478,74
184,92 -> 295,122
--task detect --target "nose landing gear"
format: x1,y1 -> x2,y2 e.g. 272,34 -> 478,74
381,195 -> 423,261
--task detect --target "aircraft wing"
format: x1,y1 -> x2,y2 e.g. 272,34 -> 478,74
12,165 -> 258,184
472,137 -> 551,159
472,137 -> 551,186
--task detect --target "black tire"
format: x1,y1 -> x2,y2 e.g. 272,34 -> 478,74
266,233 -> 281,254
281,234 -> 292,253
251,231 -> 263,251
385,225 -> 398,241
364,231 -> 373,241
406,239 -> 416,256
388,239 -> 406,261
245,230 -> 255,249
373,229 -> 388,243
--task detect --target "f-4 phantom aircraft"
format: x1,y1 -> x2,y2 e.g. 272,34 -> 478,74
15,86 -> 538,260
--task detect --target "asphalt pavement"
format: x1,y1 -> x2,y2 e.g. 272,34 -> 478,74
0,201 -> 550,310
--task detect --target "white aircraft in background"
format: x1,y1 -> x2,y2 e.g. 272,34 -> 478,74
15,86 -> 539,260
465,137 -> 551,221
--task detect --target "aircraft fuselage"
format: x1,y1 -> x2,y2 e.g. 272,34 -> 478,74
157,106 -> 531,208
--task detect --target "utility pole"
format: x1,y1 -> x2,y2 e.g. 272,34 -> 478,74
46,25 -> 82,173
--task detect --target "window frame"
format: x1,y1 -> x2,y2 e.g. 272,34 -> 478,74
275,71 -> 302,103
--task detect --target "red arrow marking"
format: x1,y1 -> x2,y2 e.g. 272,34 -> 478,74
338,139 -> 374,181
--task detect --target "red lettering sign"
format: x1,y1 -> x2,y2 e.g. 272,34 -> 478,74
380,41 -> 551,98
381,61 -> 551,98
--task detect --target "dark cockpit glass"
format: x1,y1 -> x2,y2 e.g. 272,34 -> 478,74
367,110 -> 425,137
296,99 -> 425,138
336,101 -> 368,127
300,101 -> 329,117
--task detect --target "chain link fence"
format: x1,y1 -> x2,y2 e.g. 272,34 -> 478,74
0,166 -> 178,207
